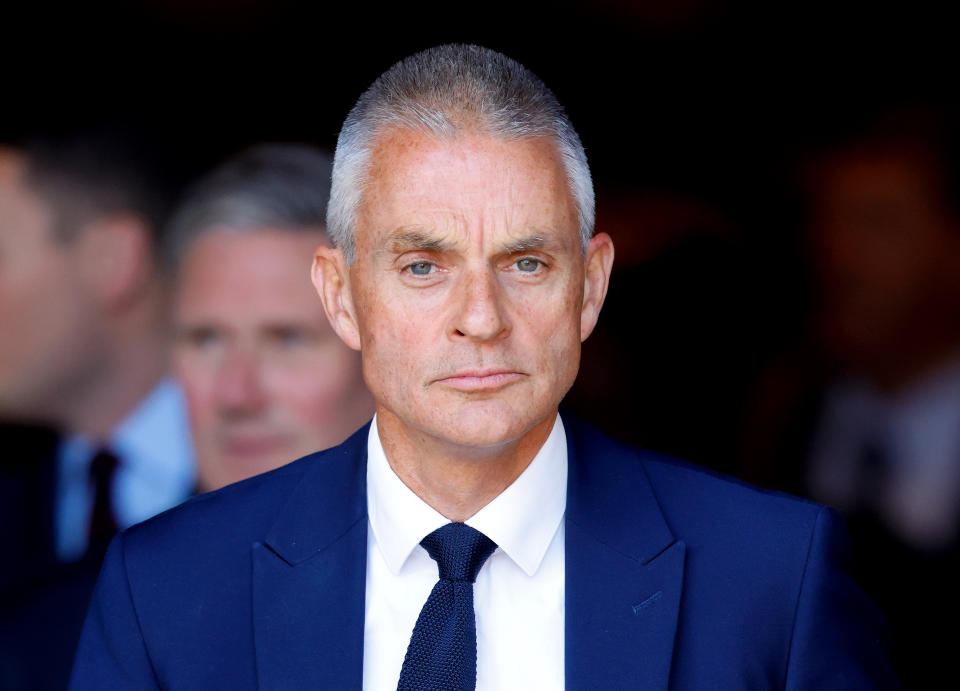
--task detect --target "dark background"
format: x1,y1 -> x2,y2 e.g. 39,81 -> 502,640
7,0 -> 955,475
7,0 -> 954,192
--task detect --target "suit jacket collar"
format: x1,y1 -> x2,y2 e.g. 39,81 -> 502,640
254,423 -> 370,689
262,422 -> 369,565
564,413 -> 677,564
252,415 -> 684,689
564,413 -> 685,691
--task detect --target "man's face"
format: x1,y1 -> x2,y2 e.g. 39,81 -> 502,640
808,149 -> 960,371
332,130 -> 608,451
0,150 -> 105,421
174,229 -> 372,491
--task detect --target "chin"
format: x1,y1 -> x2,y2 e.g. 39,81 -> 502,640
424,398 -> 547,450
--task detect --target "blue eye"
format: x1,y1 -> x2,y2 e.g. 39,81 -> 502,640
516,258 -> 540,272
408,262 -> 434,275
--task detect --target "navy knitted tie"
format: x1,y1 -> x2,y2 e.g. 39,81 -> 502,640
397,522 -> 497,691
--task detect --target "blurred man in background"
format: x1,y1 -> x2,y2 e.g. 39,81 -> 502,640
742,107 -> 960,688
166,144 -> 373,492
803,109 -> 960,688
803,112 -> 960,540
0,131 -> 194,690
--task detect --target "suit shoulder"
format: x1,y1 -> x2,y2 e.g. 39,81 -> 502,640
122,445 -> 346,559
565,412 -> 825,548
643,450 -> 821,516
637,448 -> 828,557
566,411 -> 822,521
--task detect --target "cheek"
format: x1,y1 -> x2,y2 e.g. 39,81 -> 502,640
1,271 -> 101,383
539,322 -> 582,386
177,371 -> 218,436
173,352 -> 234,447
174,352 -> 215,406
522,295 -> 583,398
272,347 -> 365,423
514,281 -> 582,354
360,307 -> 433,387
361,332 -> 417,404
5,269 -> 69,341
0,284 -> 33,361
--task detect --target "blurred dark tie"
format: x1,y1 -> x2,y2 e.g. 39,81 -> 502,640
88,448 -> 120,551
856,435 -> 891,510
397,522 -> 497,691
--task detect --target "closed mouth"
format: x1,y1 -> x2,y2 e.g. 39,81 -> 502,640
433,369 -> 525,392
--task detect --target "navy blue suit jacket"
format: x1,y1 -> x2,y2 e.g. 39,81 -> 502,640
70,415 -> 897,689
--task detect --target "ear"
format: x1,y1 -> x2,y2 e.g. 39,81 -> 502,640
312,245 -> 362,351
580,232 -> 615,342
76,214 -> 154,310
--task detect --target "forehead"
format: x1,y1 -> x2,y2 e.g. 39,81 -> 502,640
0,150 -> 40,213
357,129 -> 578,251
0,149 -> 54,244
177,228 -> 325,318
817,147 -> 942,206
0,148 -> 25,182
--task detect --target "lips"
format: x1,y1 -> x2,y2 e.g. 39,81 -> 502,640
434,369 -> 526,392
220,432 -> 289,459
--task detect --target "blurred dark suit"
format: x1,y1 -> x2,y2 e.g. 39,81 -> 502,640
0,424 -> 101,691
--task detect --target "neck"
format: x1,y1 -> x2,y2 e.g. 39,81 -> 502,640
865,328 -> 960,394
63,290 -> 171,440
67,338 -> 169,441
377,408 -> 557,522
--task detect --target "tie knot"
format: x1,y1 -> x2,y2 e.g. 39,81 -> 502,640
89,448 -> 119,482
420,523 -> 497,583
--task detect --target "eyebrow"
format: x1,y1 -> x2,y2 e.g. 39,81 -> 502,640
501,234 -> 547,254
381,228 -> 564,256
383,228 -> 454,254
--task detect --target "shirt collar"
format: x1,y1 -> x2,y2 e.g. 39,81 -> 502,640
366,413 -> 567,578
109,377 -> 195,487
59,377 -> 196,487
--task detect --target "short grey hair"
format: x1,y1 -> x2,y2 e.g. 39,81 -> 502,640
163,143 -> 333,270
328,44 -> 594,263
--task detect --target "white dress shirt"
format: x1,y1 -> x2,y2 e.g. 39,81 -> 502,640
808,354 -> 960,550
55,378 -> 196,561
363,414 -> 567,690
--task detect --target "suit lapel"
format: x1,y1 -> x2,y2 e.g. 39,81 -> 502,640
564,415 -> 685,691
250,416 -> 684,688
252,425 -> 370,690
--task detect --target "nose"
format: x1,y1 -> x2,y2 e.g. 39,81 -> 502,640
213,345 -> 266,416
449,266 -> 509,343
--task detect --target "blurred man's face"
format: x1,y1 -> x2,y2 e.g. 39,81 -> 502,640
175,229 -> 371,491
335,130 -> 608,451
808,148 -> 960,376
0,150 -> 105,422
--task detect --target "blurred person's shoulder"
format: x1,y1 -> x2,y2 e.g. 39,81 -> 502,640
120,422 -> 370,565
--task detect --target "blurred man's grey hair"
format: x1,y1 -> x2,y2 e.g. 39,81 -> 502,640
328,43 -> 595,263
163,144 -> 334,270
